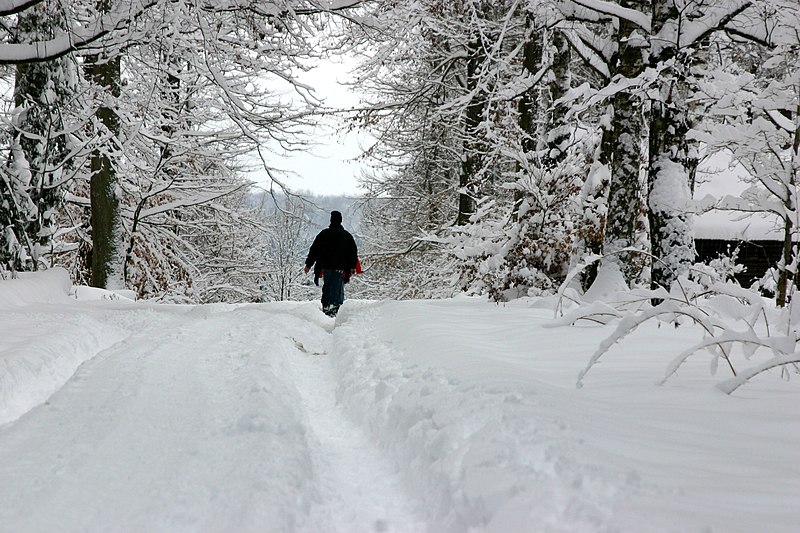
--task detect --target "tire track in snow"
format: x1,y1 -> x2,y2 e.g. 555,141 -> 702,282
0,306 -> 319,532
286,324 -> 428,533
0,302 -> 428,532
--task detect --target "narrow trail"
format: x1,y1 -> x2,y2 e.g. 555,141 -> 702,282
286,329 -> 426,533
0,304 -> 427,533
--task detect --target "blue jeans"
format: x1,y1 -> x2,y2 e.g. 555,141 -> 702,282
321,269 -> 345,316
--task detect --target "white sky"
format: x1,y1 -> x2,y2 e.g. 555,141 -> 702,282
248,56 -> 370,196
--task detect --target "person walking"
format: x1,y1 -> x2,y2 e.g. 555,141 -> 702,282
303,210 -> 358,317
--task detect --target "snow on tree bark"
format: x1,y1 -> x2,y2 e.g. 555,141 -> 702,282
513,12 -> 544,217
457,2 -> 491,226
87,45 -> 124,290
647,0 -> 697,291
543,28 -> 571,168
602,2 -> 648,285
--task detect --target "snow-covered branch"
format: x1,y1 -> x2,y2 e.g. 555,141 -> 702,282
0,0 -> 40,16
568,276 -> 800,393
562,26 -> 610,80
0,0 -> 161,64
565,0 -> 650,33
678,1 -> 753,50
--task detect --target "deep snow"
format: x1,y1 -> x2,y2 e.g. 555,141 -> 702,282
0,269 -> 798,532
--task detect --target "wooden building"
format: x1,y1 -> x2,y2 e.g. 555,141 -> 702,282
693,151 -> 785,289
694,237 -> 783,287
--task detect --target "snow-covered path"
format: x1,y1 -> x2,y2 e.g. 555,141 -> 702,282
2,271 -> 799,533
287,335 -> 425,533
0,304 -> 424,533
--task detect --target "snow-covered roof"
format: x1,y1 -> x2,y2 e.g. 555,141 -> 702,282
693,151 -> 784,241
693,210 -> 783,241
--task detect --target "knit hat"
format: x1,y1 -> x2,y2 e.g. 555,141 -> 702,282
330,210 -> 343,224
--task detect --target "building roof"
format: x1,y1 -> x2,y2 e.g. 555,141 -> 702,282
693,151 -> 784,241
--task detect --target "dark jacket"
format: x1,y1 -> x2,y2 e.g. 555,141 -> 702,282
305,222 -> 358,276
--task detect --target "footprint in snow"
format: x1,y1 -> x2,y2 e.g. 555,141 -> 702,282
291,338 -> 326,356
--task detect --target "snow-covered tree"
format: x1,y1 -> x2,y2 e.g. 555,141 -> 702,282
694,1 -> 800,305
260,195 -> 312,302
1,0 -> 368,298
352,0 -> 591,299
563,0 -> 759,293
0,0 -> 78,274
347,0 -> 466,297
601,0 -> 647,285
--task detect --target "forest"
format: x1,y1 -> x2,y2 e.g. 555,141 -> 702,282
2,3 -> 800,527
0,0 -> 798,316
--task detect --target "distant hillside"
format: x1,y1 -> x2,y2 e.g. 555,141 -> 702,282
248,191 -> 363,236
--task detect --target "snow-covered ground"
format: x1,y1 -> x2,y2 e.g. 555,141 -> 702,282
1,269 -> 798,532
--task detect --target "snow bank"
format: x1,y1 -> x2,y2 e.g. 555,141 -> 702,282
332,300 -> 624,532
0,267 -> 72,310
0,269 -> 128,426
0,304 -> 327,532
71,285 -> 137,302
331,299 -> 800,533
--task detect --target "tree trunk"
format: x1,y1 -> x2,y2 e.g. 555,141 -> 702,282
777,214 -> 793,306
581,109 -> 615,290
601,5 -> 647,284
648,0 -> 695,292
518,17 -> 541,157
543,28 -> 571,169
776,100 -> 800,306
87,48 -> 123,289
513,15 -> 543,217
457,7 -> 490,226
